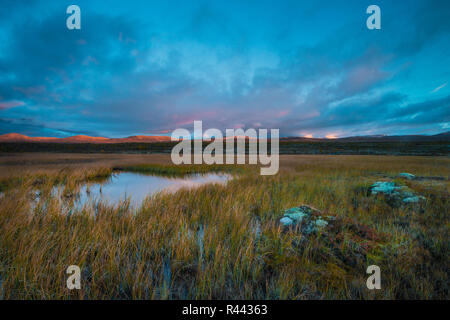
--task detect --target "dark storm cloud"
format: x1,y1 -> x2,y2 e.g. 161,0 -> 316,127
392,95 -> 450,125
0,11 -> 143,98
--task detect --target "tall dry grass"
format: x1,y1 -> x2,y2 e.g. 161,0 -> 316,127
0,155 -> 448,299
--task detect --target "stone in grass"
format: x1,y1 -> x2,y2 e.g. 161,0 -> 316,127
369,181 -> 425,205
402,196 -> 426,204
369,181 -> 402,196
280,205 -> 330,234
280,216 -> 294,226
315,218 -> 329,228
398,173 -> 416,180
283,206 -> 311,223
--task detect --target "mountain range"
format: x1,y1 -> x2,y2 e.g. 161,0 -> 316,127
0,132 -> 448,143
0,133 -> 172,143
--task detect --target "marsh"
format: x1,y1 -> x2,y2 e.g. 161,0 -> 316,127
76,171 -> 232,207
0,153 -> 448,299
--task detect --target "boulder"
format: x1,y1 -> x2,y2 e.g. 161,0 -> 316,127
280,216 -> 294,226
279,205 -> 331,234
370,181 -> 401,195
369,181 -> 425,206
398,173 -> 416,180
402,196 -> 426,204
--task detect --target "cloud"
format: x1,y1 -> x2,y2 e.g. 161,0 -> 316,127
0,100 -> 24,110
392,95 -> 450,125
0,1 -> 449,137
431,83 -> 447,94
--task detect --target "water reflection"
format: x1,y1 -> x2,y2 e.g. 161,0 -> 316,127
77,172 -> 231,207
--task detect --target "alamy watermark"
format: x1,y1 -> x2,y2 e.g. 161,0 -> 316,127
66,5 -> 81,30
66,4 -> 381,31
366,265 -> 381,290
366,5 -> 381,30
66,265 -> 81,290
170,121 -> 279,175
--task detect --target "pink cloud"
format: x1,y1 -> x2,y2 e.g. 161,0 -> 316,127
276,110 -> 290,118
341,65 -> 389,94
0,100 -> 25,110
171,111 -> 218,127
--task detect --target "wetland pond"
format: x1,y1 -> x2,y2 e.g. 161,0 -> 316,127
74,171 -> 232,207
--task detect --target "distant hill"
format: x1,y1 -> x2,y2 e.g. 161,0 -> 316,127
0,131 -> 448,144
0,133 -> 172,144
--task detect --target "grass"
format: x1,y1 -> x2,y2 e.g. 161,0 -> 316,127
1,140 -> 449,156
0,154 -> 448,299
112,163 -> 241,177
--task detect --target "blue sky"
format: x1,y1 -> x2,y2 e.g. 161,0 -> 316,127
0,0 -> 449,138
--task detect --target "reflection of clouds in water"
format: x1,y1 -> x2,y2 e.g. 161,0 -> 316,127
78,172 -> 231,207
151,174 -> 230,195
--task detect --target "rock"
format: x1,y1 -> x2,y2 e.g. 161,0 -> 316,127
399,172 -> 416,180
283,206 -> 311,223
402,196 -> 426,204
279,205 -> 331,234
315,218 -> 329,228
280,217 -> 294,226
369,181 -> 425,206
370,181 -> 401,195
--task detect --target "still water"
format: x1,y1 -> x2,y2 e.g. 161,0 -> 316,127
76,172 -> 231,207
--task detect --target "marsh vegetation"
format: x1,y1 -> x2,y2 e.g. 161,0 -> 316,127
0,154 -> 448,299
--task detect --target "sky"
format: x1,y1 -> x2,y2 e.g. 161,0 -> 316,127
0,0 -> 449,138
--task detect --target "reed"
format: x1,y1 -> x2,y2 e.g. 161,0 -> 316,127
0,155 -> 448,299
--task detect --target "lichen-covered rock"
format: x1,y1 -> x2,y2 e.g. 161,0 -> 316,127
279,206 -> 387,271
279,216 -> 294,226
399,172 -> 416,180
402,196 -> 426,204
315,218 -> 329,228
370,181 -> 401,195
279,205 -> 331,234
369,181 -> 425,206
283,206 -> 315,223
